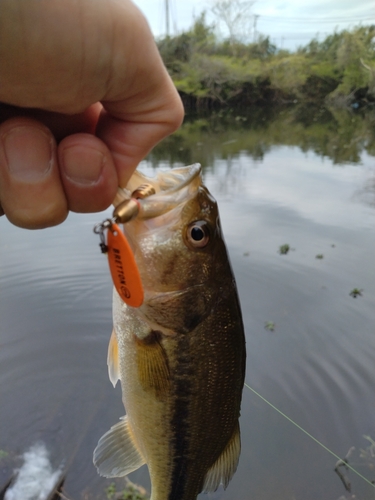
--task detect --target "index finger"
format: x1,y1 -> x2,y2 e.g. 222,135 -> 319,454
95,4 -> 184,186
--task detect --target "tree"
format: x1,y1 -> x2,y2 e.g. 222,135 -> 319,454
210,0 -> 255,47
157,13 -> 215,73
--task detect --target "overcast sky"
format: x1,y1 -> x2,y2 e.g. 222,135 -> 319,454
133,0 -> 374,51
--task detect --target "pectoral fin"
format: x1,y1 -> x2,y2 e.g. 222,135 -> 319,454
202,422 -> 241,492
107,329 -> 120,388
135,331 -> 170,400
93,416 -> 145,478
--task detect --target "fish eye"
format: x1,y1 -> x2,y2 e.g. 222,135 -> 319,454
186,221 -> 210,248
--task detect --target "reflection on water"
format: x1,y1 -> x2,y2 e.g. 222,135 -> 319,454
148,105 -> 375,168
0,107 -> 374,500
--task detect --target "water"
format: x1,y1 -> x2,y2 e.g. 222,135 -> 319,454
0,106 -> 374,500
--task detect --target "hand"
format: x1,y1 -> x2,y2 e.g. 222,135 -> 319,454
0,0 -> 184,229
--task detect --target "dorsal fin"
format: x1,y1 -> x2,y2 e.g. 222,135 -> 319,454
202,422 -> 241,492
107,329 -> 120,387
93,416 -> 145,477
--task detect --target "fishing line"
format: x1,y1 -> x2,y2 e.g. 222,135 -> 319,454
244,382 -> 375,489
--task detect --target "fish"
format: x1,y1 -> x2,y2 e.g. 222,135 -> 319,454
93,163 -> 246,500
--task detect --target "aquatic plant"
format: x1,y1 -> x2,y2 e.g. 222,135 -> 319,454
264,321 -> 275,332
278,244 -> 290,255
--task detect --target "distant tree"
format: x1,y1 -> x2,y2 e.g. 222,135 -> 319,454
251,35 -> 277,59
190,12 -> 216,48
157,12 -> 215,73
210,0 -> 255,47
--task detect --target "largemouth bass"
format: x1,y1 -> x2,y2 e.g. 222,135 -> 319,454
94,164 -> 246,500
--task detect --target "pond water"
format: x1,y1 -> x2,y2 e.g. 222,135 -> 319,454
0,106 -> 374,500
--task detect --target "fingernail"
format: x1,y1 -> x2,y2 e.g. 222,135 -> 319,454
61,146 -> 104,185
3,126 -> 53,181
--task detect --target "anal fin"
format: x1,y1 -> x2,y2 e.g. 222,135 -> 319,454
93,416 -> 145,478
202,421 -> 241,492
107,329 -> 120,387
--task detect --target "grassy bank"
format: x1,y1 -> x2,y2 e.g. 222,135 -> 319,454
157,15 -> 375,110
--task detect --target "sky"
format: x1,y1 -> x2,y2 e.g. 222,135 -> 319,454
133,0 -> 374,51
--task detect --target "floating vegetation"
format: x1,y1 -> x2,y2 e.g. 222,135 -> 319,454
278,244 -> 290,255
315,254 -> 324,259
0,449 -> 8,460
350,288 -> 363,298
264,321 -> 275,332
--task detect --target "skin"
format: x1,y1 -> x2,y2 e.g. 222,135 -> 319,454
0,0 -> 184,229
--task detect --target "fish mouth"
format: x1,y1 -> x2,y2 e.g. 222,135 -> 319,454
112,164 -> 208,304
114,164 -> 202,220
